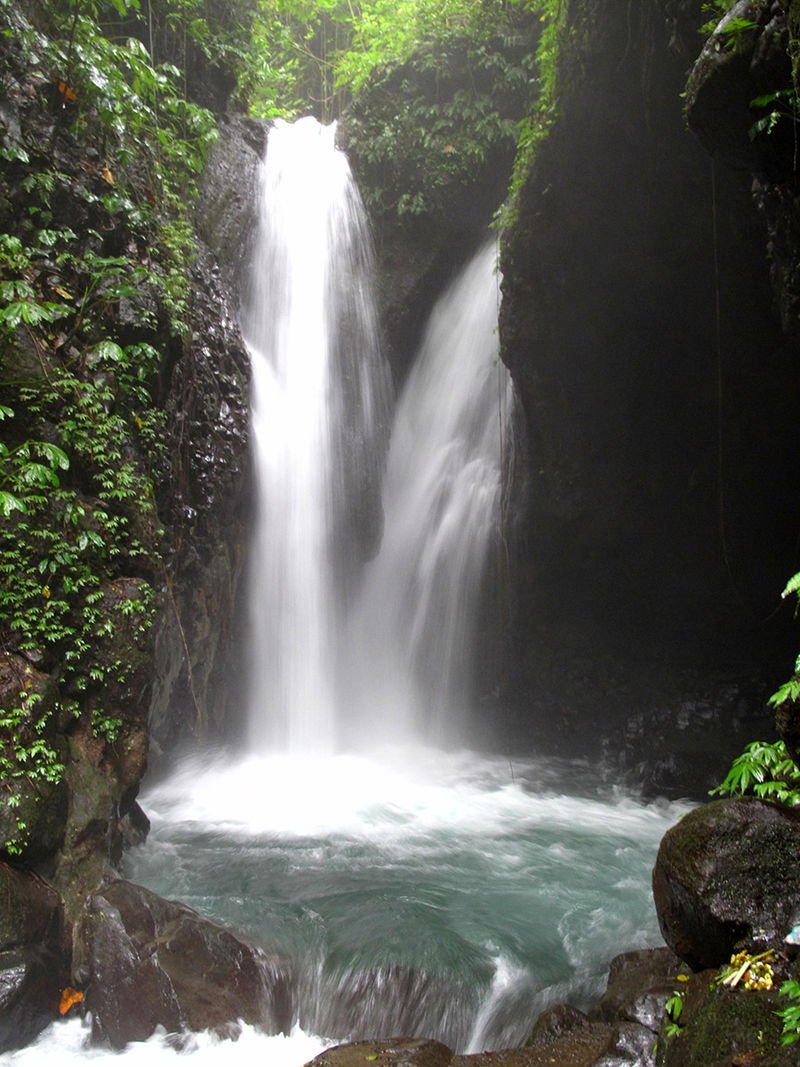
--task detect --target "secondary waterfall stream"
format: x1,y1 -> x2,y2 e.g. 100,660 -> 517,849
0,119 -> 689,1065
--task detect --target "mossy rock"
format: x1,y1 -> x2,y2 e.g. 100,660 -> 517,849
657,970 -> 797,1067
653,798 -> 800,970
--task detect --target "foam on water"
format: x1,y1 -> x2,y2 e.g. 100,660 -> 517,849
144,748 -> 682,842
0,1019 -> 325,1067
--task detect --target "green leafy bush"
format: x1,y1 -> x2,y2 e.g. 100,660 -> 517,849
779,979 -> 800,1045
710,740 -> 800,805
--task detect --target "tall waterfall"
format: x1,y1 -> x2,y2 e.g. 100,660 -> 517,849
241,116 -> 512,753
240,118 -> 390,753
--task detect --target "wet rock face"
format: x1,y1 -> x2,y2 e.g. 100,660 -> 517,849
196,116 -> 268,290
78,879 -> 292,1048
0,864 -> 68,1053
685,2 -> 800,349
652,797 -> 800,970
149,242 -> 252,757
497,0 -> 800,769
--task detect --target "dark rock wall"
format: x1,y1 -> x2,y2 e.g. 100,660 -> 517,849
499,0 -> 800,777
147,119 -> 266,764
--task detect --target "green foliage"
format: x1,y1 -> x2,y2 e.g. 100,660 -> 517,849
0,0 -> 186,854
710,740 -> 800,805
340,0 -> 543,220
499,0 -> 566,229
778,979 -> 800,1045
0,687 -> 64,855
664,988 -> 685,1040
713,567 -> 800,819
767,572 -> 800,708
231,0 -> 564,225
31,2 -> 219,332
239,0 -> 353,119
699,2 -> 763,39
750,88 -> 800,140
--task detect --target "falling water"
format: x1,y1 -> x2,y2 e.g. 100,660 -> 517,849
240,117 -> 390,753
346,242 -> 512,745
241,117 -> 509,751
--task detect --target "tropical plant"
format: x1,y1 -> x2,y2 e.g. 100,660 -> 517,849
710,740 -> 800,805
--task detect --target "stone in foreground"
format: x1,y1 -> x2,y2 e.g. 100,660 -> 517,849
79,878 -> 291,1048
652,797 -> 800,970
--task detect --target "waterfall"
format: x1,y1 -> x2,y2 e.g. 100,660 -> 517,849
240,117 -> 390,754
241,117 -> 513,753
346,242 -> 514,746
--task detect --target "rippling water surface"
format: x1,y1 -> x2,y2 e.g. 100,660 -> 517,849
2,748 -> 688,1065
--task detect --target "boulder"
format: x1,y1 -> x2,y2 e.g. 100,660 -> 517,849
0,864 -> 69,1053
77,879 -> 292,1048
684,0 -> 787,177
452,1025 -> 615,1067
652,797 -> 800,970
592,1022 -> 656,1067
595,948 -> 681,1031
528,1003 -> 591,1044
309,1039 -> 454,1067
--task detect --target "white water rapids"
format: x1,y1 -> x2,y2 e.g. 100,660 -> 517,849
0,119 -> 689,1065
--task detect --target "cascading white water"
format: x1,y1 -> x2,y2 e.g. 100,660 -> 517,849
242,117 -> 509,752
346,242 -> 513,745
240,117 -> 390,754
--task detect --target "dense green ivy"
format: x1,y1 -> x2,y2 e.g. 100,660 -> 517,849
0,0 -> 223,853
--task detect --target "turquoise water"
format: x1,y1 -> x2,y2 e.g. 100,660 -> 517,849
1,747 -> 686,1065
124,747 -> 688,1053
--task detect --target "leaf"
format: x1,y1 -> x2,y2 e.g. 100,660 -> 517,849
102,165 -> 115,186
782,572 -> 800,599
769,679 -> 800,707
18,462 -> 59,488
0,491 -> 26,517
36,442 -> 70,471
719,17 -> 758,36
91,340 -> 125,364
0,404 -> 13,420
0,300 -> 70,329
58,987 -> 84,1015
